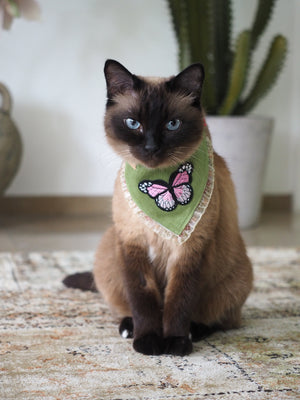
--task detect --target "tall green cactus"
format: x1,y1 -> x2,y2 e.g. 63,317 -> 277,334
166,0 -> 288,115
168,0 -> 191,69
235,35 -> 287,114
185,1 -> 217,112
250,0 -> 276,50
218,30 -> 251,115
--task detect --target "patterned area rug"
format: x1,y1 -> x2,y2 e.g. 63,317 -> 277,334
0,248 -> 299,400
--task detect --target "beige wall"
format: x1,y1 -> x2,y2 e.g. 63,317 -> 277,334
1,0 -> 299,210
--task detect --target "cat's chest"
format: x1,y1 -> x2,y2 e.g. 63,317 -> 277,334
146,239 -> 183,285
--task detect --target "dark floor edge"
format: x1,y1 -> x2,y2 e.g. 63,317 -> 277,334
0,195 -> 292,217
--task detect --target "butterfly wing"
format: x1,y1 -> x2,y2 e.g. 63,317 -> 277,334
171,162 -> 193,186
139,180 -> 177,211
155,190 -> 177,211
139,181 -> 168,198
170,162 -> 193,205
173,184 -> 193,205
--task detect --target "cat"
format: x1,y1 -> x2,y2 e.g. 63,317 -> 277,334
64,59 -> 253,356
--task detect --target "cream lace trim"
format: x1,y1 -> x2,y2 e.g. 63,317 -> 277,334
120,135 -> 215,244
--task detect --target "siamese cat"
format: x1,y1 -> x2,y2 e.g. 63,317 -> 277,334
64,60 -> 253,356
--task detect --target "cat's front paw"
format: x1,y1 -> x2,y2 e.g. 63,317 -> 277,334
133,333 -> 164,355
164,336 -> 193,356
119,317 -> 134,339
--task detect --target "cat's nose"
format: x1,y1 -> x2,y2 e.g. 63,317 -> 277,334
144,136 -> 159,153
144,143 -> 159,153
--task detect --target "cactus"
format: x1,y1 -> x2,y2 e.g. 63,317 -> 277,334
166,0 -> 288,115
250,0 -> 276,50
185,1 -> 217,112
218,30 -> 251,115
168,0 -> 191,69
235,35 -> 288,114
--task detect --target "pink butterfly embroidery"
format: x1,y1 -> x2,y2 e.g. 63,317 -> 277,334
138,162 -> 193,212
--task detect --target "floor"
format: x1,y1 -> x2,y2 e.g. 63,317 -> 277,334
1,211 -> 300,252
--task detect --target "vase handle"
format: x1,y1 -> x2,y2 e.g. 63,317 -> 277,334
0,83 -> 12,114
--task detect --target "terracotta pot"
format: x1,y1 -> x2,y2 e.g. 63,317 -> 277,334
207,116 -> 273,229
0,83 -> 22,193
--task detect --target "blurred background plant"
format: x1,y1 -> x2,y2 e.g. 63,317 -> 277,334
166,0 -> 288,115
0,0 -> 40,31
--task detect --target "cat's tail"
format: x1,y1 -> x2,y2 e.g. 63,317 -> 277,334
63,271 -> 98,292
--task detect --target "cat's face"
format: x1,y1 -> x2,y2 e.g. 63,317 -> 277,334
104,60 -> 205,169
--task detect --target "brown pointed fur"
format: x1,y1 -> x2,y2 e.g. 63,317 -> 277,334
94,60 -> 253,356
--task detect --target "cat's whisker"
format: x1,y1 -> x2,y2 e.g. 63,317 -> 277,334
99,151 -> 123,169
168,153 -> 183,166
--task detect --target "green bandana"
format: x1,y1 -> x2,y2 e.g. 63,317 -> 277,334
121,128 -> 214,244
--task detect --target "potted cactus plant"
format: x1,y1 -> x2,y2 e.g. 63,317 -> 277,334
166,0 -> 288,228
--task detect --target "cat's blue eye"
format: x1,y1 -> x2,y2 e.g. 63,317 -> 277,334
125,118 -> 141,130
166,119 -> 181,131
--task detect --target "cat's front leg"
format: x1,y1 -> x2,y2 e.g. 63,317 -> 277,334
121,243 -> 164,355
163,260 -> 201,356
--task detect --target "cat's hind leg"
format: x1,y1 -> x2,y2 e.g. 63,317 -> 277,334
94,226 -> 131,317
190,321 -> 222,342
190,306 -> 242,342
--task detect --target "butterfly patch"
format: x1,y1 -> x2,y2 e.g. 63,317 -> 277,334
138,162 -> 193,212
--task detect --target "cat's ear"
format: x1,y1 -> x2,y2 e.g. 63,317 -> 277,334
167,63 -> 205,99
104,59 -> 137,99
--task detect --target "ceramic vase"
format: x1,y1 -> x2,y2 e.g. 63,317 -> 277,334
0,83 -> 22,193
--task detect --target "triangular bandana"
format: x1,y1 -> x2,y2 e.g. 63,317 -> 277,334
120,127 -> 215,244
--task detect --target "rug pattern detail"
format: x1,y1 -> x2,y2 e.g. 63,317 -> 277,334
0,248 -> 299,399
